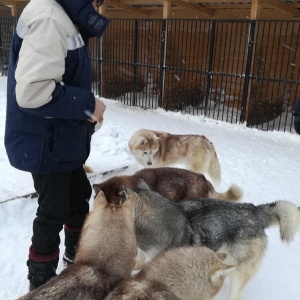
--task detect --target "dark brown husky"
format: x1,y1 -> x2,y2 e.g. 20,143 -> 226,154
93,167 -> 243,204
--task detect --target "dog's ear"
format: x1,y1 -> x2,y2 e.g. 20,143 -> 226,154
123,185 -> 136,197
119,185 -> 127,205
139,138 -> 148,146
211,264 -> 235,283
93,190 -> 108,207
137,178 -> 150,190
216,253 -> 227,262
93,184 -> 102,196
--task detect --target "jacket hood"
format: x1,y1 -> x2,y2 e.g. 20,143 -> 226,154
56,0 -> 110,39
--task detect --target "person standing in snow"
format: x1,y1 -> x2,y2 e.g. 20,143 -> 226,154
294,98 -> 300,135
4,0 -> 109,291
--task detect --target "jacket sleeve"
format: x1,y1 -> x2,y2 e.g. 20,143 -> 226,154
15,18 -> 95,120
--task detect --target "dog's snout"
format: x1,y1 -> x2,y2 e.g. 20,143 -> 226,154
147,162 -> 152,165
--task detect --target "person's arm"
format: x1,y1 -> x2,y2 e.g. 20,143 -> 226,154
15,18 -> 95,120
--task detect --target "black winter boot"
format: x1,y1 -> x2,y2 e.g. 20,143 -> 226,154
27,245 -> 59,291
27,258 -> 58,291
63,225 -> 81,266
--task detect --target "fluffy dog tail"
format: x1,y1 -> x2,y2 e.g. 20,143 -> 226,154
208,150 -> 221,185
263,201 -> 300,243
211,183 -> 243,202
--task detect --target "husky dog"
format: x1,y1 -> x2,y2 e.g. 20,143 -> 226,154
18,191 -> 137,300
94,167 -> 242,204
128,129 -> 221,184
129,180 -> 300,300
94,180 -> 193,269
105,247 -> 235,300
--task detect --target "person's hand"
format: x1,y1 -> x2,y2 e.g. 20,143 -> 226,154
88,97 -> 106,123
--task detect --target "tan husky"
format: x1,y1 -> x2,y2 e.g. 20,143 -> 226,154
105,246 -> 234,300
18,191 -> 137,300
128,129 -> 221,184
94,167 -> 243,204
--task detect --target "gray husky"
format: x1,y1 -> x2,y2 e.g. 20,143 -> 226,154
126,179 -> 300,300
18,191 -> 137,300
105,247 -> 235,300
94,180 -> 193,269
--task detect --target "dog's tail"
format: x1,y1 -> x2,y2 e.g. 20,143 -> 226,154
208,148 -> 221,185
262,201 -> 300,243
211,183 -> 243,202
83,165 -> 94,173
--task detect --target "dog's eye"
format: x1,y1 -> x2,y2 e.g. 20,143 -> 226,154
143,152 -> 147,154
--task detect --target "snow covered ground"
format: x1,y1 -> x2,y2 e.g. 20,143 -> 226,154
0,75 -> 300,300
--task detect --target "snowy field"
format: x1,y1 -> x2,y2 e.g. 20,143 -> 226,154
0,76 -> 300,300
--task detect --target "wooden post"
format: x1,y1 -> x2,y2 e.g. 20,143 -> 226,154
11,2 -> 17,16
98,2 -> 106,15
251,0 -> 261,20
163,0 -> 171,19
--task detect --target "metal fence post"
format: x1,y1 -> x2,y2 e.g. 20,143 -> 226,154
240,20 -> 256,123
204,20 -> 215,115
0,21 -> 3,76
133,19 -> 139,106
97,36 -> 102,96
158,19 -> 167,107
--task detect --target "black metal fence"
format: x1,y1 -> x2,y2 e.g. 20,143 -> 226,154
1,17 -> 299,133
0,17 -> 16,76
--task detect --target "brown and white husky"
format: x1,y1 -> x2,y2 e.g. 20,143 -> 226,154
128,129 -> 221,184
18,191 -> 137,300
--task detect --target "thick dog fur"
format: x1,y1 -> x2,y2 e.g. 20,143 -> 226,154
94,167 -> 243,204
128,180 -> 300,300
108,180 -> 193,269
18,191 -> 136,300
105,247 -> 234,300
177,199 -> 300,300
128,128 -> 221,184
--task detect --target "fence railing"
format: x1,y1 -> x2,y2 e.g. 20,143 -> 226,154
0,17 -> 16,76
1,17 -> 299,132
